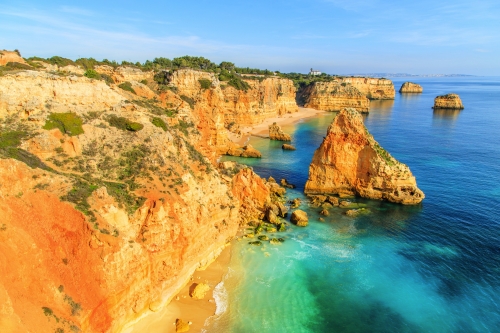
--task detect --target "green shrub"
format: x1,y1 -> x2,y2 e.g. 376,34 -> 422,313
100,73 -> 114,85
84,69 -> 100,79
5,62 -> 32,70
151,117 -> 168,131
60,178 -> 98,216
107,115 -> 143,131
140,79 -> 148,85
198,78 -> 212,90
118,81 -> 136,94
47,56 -> 75,67
228,77 -> 250,91
180,95 -> 195,109
43,113 -> 84,136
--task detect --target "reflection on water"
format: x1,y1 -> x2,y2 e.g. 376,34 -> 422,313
370,99 -> 395,113
433,108 -> 462,120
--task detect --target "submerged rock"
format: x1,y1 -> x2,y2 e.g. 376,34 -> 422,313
320,209 -> 330,216
269,122 -> 292,141
433,93 -> 464,109
304,108 -> 424,204
249,240 -> 263,246
345,208 -> 370,217
399,82 -> 423,93
280,178 -> 296,189
282,144 -> 296,150
290,210 -> 308,227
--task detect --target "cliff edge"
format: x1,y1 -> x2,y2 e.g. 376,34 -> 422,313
304,108 -> 424,204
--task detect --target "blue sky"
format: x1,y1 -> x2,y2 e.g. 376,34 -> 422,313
1,0 -> 499,75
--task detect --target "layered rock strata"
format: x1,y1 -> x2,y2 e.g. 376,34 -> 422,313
304,108 -> 424,204
269,122 -> 291,141
433,93 -> 464,109
303,82 -> 370,112
399,82 -> 423,93
338,77 -> 395,100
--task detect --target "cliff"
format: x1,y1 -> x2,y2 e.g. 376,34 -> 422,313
399,82 -> 423,93
0,50 -> 28,66
433,93 -> 464,109
0,66 -> 282,333
304,108 -> 424,204
302,82 -> 370,112
338,77 -> 395,100
95,65 -> 154,84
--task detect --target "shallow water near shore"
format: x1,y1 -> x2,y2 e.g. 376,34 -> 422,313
210,77 -> 500,333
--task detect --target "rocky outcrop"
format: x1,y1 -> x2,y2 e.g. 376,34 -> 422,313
0,50 -> 28,66
290,210 -> 308,227
399,82 -> 423,93
304,108 -> 424,204
269,122 -> 291,141
338,77 -> 395,100
303,82 -> 370,112
223,143 -> 262,158
282,144 -> 296,150
433,93 -> 464,109
0,71 -> 125,118
189,283 -> 210,299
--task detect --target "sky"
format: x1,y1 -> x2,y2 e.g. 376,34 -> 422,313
0,0 -> 499,75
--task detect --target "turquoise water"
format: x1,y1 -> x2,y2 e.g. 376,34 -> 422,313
208,77 -> 500,333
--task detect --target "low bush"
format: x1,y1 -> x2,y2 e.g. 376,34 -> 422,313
151,117 -> 168,131
43,113 -> 84,136
118,81 -> 136,94
198,78 -> 212,89
5,62 -> 32,70
84,69 -> 100,79
180,95 -> 195,109
107,115 -> 144,132
228,77 -> 250,91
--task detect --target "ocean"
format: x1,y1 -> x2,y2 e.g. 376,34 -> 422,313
208,77 -> 500,333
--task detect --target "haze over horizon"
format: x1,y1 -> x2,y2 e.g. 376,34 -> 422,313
1,0 -> 499,75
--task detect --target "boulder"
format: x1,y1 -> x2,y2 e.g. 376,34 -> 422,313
266,208 -> 278,224
189,283 -> 210,300
276,202 -> 288,217
282,144 -> 296,150
290,210 -> 308,227
320,209 -> 329,216
433,93 -> 464,109
399,82 -> 423,93
176,319 -> 190,332
241,144 -> 262,158
290,198 -> 301,208
269,122 -> 292,141
280,178 -> 296,189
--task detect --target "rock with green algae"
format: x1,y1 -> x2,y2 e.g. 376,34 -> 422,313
249,241 -> 263,246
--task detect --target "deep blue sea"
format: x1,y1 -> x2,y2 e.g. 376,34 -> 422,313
208,77 -> 500,333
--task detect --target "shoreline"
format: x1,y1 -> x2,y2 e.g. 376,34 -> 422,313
124,107 -> 326,333
123,244 -> 232,333
229,107 -> 326,145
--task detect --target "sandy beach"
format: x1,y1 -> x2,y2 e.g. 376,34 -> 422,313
229,107 -> 326,145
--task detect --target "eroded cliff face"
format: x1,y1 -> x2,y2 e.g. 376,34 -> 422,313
433,93 -> 464,109
399,82 -> 423,93
302,82 -> 370,112
0,50 -> 27,66
338,77 -> 395,100
0,68 -> 278,333
95,65 -> 154,84
304,108 -> 424,204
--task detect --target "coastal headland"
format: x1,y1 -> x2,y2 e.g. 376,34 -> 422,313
0,50 -> 417,333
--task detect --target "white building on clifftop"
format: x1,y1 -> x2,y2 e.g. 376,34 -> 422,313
309,68 -> 321,76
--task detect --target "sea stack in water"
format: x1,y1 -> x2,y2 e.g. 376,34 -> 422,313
269,122 -> 292,141
399,82 -> 423,93
304,108 -> 424,204
433,93 -> 464,109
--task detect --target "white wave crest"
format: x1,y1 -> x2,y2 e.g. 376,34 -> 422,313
213,281 -> 229,316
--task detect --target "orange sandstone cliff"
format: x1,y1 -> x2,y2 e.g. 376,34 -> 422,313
0,62 -> 288,333
304,108 -> 424,204
302,82 -> 370,112
338,77 -> 395,100
433,93 -> 464,109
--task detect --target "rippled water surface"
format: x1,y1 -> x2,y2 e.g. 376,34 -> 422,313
208,77 -> 500,333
